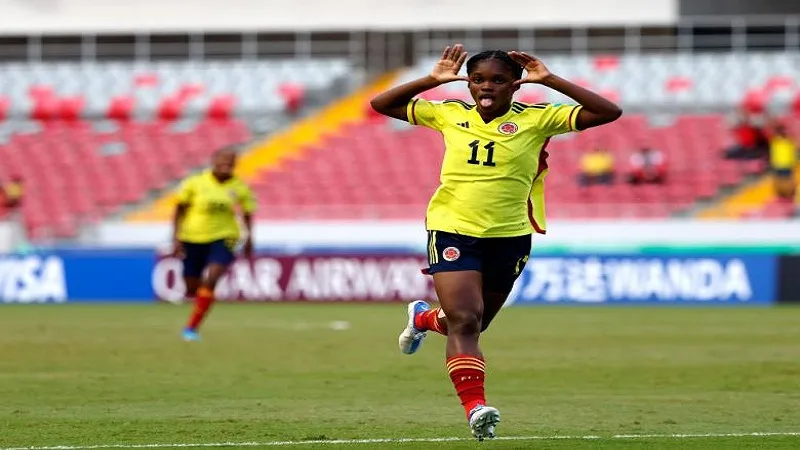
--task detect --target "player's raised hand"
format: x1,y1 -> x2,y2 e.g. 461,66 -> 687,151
430,44 -> 469,83
508,51 -> 553,86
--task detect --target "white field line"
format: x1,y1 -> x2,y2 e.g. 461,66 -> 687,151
3,431 -> 800,449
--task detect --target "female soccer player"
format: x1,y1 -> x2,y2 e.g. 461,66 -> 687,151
370,45 -> 621,440
172,146 -> 257,342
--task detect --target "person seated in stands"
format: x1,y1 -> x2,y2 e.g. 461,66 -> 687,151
627,147 -> 666,185
768,123 -> 797,200
1,175 -> 23,209
723,109 -> 768,161
578,147 -> 614,186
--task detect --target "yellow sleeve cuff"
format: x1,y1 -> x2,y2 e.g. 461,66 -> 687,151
569,105 -> 583,131
407,99 -> 420,125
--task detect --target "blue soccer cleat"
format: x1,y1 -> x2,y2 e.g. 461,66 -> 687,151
468,405 -> 500,441
182,327 -> 201,342
397,300 -> 430,354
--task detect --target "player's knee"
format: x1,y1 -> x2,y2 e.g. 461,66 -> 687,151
446,309 -> 482,336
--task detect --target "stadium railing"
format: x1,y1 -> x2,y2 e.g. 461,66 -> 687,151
0,15 -> 797,74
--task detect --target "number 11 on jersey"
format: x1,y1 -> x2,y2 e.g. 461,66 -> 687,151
467,140 -> 497,167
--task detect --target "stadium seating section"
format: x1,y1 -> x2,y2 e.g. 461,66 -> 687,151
0,59 -> 352,238
0,59 -> 352,119
1,53 -> 798,239
253,52 -> 800,222
253,113 -> 796,221
0,119 -> 252,238
405,52 -> 800,113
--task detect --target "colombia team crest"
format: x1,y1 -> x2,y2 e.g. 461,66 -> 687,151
498,122 -> 518,135
442,247 -> 461,262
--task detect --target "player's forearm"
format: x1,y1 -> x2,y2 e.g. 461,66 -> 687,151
171,221 -> 181,240
243,214 -> 253,235
370,76 -> 442,114
540,75 -> 622,119
172,206 -> 187,240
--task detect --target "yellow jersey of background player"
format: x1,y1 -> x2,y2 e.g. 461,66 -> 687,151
176,169 -> 256,247
172,146 -> 257,342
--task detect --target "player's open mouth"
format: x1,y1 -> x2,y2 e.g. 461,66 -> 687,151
479,95 -> 495,108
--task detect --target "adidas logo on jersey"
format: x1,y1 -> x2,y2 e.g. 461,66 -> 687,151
457,122 -> 470,128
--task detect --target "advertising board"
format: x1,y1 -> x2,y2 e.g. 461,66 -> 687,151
0,249 -> 780,305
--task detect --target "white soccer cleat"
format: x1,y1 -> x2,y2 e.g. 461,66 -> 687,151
397,300 -> 430,355
468,405 -> 500,441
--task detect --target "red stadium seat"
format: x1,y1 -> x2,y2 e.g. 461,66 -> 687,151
134,73 -> 160,87
742,159 -> 767,176
665,76 -> 693,92
107,95 -> 135,122
791,93 -> 800,117
572,78 -> 593,89
278,82 -> 305,115
0,97 -> 9,122
518,90 -> 545,104
158,96 -> 184,122
764,75 -> 794,94
28,84 -> 54,100
599,89 -> 621,104
419,86 -> 449,101
178,83 -> 204,101
364,99 -> 386,123
59,96 -> 85,122
440,89 -> 471,102
592,55 -> 620,72
741,89 -> 766,114
31,96 -> 60,122
207,95 -> 236,121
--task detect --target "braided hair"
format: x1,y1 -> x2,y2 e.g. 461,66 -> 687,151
466,50 -> 523,79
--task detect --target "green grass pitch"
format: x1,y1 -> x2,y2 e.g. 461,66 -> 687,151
1,303 -> 800,449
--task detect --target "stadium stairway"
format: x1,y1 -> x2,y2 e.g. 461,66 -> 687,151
125,72 -> 399,221
696,167 -> 800,219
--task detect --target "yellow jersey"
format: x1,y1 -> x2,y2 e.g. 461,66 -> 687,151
770,136 -> 797,170
408,98 -> 581,237
176,170 -> 257,244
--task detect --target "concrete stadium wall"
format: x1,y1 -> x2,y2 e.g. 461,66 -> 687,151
0,223 -> 13,253
91,219 -> 800,251
0,0 -> 677,34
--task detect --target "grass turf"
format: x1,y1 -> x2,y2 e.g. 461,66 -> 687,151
1,304 -> 799,449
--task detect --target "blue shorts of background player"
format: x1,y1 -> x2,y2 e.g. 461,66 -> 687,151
181,239 -> 237,279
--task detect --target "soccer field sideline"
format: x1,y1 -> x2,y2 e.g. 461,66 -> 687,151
4,431 -> 800,449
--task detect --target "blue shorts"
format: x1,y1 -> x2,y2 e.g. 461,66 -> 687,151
773,168 -> 793,178
425,230 -> 532,292
181,239 -> 237,278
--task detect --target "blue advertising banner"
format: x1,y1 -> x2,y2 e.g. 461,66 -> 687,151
0,250 -> 434,303
0,250 -> 156,303
0,249 -> 779,305
506,254 -> 777,305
